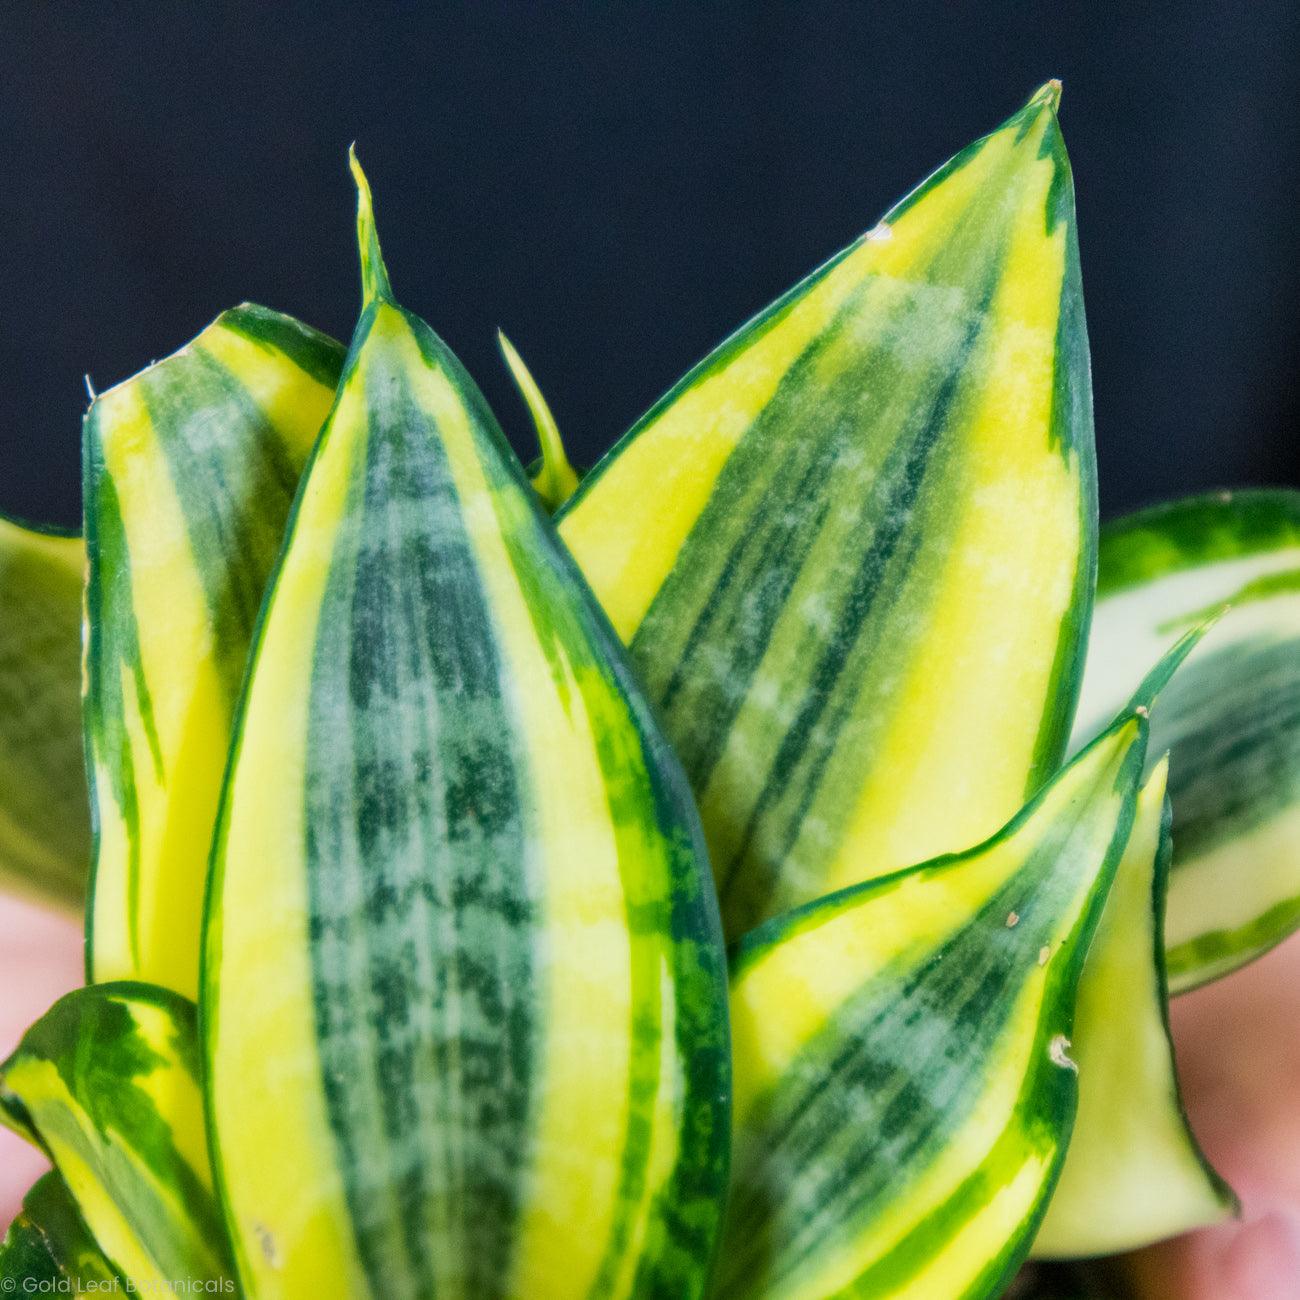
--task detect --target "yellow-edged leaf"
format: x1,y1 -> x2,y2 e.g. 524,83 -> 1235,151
558,83 -> 1096,937
718,707 -> 1147,1298
83,305 -> 345,997
0,983 -> 232,1291
201,156 -> 729,1300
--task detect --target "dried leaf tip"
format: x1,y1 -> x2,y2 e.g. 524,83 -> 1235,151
1027,79 -> 1063,114
349,145 -> 393,307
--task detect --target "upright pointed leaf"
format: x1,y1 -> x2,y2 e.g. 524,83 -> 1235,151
202,159 -> 730,1300
1076,489 -> 1300,991
0,1174 -> 120,1289
499,331 -> 581,511
1032,758 -> 1234,1257
558,83 -> 1096,937
716,709 -> 1146,1299
83,305 -> 346,997
0,515 -> 88,911
0,983 -> 233,1290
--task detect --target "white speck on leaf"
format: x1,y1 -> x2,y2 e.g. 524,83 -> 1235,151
1006,911 -> 1020,928
1049,1035 -> 1077,1072
1038,945 -> 1051,966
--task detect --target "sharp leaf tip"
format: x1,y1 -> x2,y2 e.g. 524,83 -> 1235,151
1031,79 -> 1063,112
349,147 -> 393,306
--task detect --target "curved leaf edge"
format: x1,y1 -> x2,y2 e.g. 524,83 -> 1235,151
1098,487 -> 1300,598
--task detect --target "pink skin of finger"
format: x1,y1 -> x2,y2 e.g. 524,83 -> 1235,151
0,894 -> 82,1225
1124,929 -> 1300,1298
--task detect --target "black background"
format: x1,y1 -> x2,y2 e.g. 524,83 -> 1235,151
3,3 -> 1297,529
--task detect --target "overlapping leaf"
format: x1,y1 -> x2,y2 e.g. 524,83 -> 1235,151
0,76 -> 1285,1300
202,157 -> 729,1299
558,82 -> 1097,938
0,983 -> 232,1290
0,515 -> 88,911
0,1175 -> 119,1289
1076,489 -> 1300,991
4,313 -> 575,925
1033,758 -> 1233,1258
718,704 -> 1149,1299
83,304 -> 346,996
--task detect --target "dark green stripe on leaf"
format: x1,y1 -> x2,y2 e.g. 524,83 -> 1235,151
627,210 -> 1012,937
1098,489 -> 1300,597
1158,636 -> 1300,860
304,318 -> 538,1294
0,1174 -> 120,1289
219,303 -> 346,390
0,983 -> 233,1287
81,464 -> 158,973
136,345 -> 305,699
720,710 -> 1146,1299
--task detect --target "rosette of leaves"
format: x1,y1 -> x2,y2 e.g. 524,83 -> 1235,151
3,83 -> 1298,1299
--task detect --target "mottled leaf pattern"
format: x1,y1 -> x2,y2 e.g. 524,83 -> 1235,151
0,984 -> 232,1291
1077,489 -> 1300,991
202,156 -> 729,1299
718,707 -> 1148,1299
83,305 -> 345,996
0,1175 -> 120,1290
559,83 -> 1096,938
0,515 -> 88,911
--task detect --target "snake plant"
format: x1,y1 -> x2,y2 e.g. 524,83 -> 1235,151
2,83 -> 1297,1299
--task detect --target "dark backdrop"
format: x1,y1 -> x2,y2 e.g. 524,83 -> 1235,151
4,3 -> 1297,529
